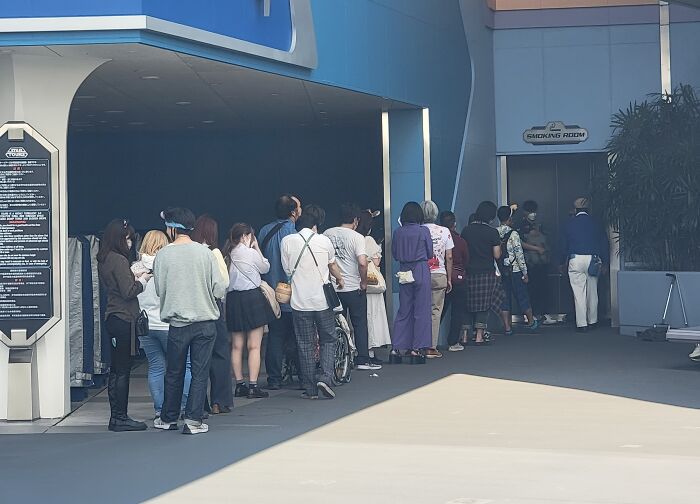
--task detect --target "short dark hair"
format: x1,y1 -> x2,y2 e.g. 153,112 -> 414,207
339,202 -> 361,225
192,214 -> 219,250
497,205 -> 513,223
523,200 -> 538,213
296,204 -> 326,231
475,201 -> 498,223
97,218 -> 135,262
468,213 -> 478,224
275,195 -> 298,220
162,207 -> 196,236
439,210 -> 456,230
356,210 -> 374,237
400,202 -> 424,225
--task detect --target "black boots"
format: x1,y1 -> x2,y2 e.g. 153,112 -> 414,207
107,371 -> 146,432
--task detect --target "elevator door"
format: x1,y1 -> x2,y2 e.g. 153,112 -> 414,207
507,153 -> 609,319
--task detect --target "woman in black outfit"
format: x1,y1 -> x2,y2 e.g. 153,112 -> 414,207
97,219 -> 150,432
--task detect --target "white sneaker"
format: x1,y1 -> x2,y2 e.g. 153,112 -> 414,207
690,344 -> 700,360
182,421 -> 209,435
316,381 -> 336,399
356,362 -> 382,370
448,343 -> 465,352
153,417 -> 178,431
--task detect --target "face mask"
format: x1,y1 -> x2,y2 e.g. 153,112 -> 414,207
527,213 -> 537,222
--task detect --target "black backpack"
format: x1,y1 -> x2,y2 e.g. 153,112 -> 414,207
497,230 -> 514,276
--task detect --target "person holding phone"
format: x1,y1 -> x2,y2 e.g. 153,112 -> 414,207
97,218 -> 150,432
224,223 -> 276,399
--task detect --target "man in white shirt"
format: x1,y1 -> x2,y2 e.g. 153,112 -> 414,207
281,205 -> 344,399
324,203 -> 379,371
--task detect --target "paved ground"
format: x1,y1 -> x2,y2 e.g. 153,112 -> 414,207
2,325 -> 700,503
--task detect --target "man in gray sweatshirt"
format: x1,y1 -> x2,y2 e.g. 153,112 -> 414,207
153,207 -> 228,435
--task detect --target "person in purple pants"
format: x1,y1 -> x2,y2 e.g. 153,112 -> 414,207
390,202 -> 433,365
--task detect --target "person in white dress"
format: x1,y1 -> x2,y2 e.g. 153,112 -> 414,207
356,210 -> 391,362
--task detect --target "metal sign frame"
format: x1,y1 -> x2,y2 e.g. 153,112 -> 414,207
0,122 -> 61,348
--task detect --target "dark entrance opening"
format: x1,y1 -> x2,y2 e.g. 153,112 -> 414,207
507,152 -> 610,321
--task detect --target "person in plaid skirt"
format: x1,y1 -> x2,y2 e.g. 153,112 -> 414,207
461,201 -> 503,345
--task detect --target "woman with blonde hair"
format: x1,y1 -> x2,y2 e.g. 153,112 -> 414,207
132,230 -> 191,420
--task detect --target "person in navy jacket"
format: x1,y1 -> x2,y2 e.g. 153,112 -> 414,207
559,197 -> 609,332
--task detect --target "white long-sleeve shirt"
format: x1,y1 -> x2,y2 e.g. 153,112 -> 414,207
228,244 -> 271,292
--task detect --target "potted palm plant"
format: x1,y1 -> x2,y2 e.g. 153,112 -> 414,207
595,84 -> 700,335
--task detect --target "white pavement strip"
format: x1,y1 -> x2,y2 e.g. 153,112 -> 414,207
147,375 -> 700,504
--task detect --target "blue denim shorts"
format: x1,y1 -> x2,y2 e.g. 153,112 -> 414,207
501,271 -> 531,313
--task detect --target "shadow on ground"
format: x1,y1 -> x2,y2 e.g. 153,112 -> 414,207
1,325 -> 698,503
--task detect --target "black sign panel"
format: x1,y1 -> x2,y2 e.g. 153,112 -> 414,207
0,132 -> 54,339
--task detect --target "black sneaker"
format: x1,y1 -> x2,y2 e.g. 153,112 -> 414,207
108,417 -> 147,432
370,357 -> 384,365
234,383 -> 250,398
247,386 -> 269,399
263,382 -> 281,391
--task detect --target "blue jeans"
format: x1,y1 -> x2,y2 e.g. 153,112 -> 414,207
161,321 -> 217,424
501,271 -> 532,313
140,330 -> 191,416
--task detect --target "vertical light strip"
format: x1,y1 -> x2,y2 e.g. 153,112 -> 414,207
381,111 -> 394,323
452,56 -> 476,211
659,0 -> 671,95
497,155 -> 508,205
422,108 -> 431,201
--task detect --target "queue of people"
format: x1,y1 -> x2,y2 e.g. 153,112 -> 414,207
96,195 -> 607,434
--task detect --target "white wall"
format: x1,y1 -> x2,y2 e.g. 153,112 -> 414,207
0,53 -> 105,419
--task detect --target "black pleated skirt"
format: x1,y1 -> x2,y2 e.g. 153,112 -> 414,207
226,288 -> 275,332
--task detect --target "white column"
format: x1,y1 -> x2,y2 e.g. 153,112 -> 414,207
0,52 -> 106,419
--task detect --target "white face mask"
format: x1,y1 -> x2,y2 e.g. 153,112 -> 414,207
527,213 -> 537,222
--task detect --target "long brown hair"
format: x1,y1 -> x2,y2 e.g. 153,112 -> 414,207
192,214 -> 219,250
222,223 -> 254,267
97,219 -> 135,262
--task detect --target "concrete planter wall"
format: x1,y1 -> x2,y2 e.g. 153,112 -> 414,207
618,271 -> 700,336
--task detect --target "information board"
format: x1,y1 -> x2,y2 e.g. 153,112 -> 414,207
0,132 -> 54,340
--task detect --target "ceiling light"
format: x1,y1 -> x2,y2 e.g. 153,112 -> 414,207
202,120 -> 215,124
105,110 -> 125,114
141,75 -> 160,80
319,111 -> 328,115
175,101 -> 191,106
99,120 -> 109,123
298,123 -> 307,127
271,93 -> 280,97
317,102 -> 325,105
187,126 -> 195,129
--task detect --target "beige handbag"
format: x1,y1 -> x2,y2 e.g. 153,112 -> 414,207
275,233 -> 313,305
260,280 -> 281,319
366,261 -> 386,294
274,281 -> 292,304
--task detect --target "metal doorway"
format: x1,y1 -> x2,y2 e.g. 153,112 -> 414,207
506,152 -> 610,321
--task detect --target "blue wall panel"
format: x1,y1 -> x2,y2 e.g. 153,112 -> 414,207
0,0 -> 471,211
671,22 -> 700,88
494,24 -> 661,155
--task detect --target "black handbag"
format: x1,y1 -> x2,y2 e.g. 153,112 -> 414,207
308,238 -> 342,310
135,309 -> 149,337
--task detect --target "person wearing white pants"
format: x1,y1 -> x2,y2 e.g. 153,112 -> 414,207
560,197 -> 608,332
567,254 -> 598,329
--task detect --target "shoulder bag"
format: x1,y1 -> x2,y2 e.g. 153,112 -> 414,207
275,234 -> 312,304
307,239 -> 342,310
135,309 -> 149,337
366,261 -> 386,294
